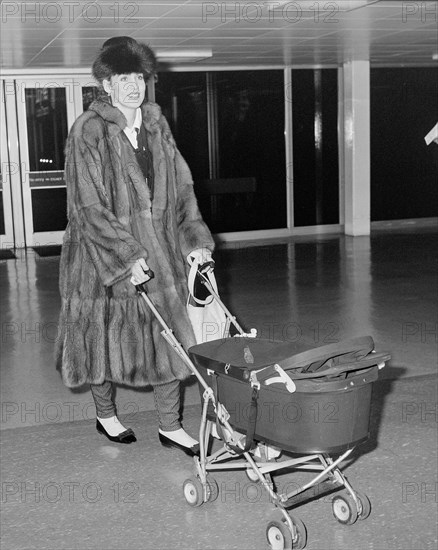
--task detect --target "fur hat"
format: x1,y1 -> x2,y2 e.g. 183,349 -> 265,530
92,36 -> 157,83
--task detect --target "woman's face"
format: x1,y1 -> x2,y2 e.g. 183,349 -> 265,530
103,73 -> 146,112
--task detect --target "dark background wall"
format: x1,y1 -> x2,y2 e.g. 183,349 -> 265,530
370,67 -> 438,221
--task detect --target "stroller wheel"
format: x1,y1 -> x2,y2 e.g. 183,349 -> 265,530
289,515 -> 307,549
266,520 -> 293,550
205,475 -> 219,503
332,491 -> 358,525
356,490 -> 371,520
266,515 -> 307,550
183,477 -> 204,507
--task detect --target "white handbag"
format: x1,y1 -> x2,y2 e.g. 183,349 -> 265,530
186,258 -> 228,344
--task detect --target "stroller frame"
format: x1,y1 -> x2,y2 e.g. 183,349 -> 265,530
136,269 -> 386,550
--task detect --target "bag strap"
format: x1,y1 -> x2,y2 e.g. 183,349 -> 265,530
225,386 -> 258,456
187,260 -> 219,305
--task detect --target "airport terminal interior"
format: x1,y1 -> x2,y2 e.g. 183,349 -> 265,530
1,1 -> 437,550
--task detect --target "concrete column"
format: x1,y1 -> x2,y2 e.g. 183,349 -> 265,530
342,60 -> 371,236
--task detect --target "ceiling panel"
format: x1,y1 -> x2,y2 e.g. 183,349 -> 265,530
0,0 -> 437,72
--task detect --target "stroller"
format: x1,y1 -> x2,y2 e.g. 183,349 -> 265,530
134,261 -> 390,550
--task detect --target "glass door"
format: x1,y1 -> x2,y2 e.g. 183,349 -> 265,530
15,78 -> 78,247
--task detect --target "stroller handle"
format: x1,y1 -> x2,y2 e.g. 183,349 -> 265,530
198,260 -> 215,274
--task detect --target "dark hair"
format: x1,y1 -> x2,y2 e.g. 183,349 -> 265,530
92,37 -> 157,83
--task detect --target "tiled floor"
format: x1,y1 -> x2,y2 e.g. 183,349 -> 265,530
1,228 -> 437,550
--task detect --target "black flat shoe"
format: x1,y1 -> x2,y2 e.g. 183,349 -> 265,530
158,433 -> 200,457
96,419 -> 137,444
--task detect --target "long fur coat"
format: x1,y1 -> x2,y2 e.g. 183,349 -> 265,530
56,98 -> 214,388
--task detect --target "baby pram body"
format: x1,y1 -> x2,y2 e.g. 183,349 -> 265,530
190,335 -> 386,454
134,265 -> 390,550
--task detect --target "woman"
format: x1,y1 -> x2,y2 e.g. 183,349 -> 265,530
56,37 -> 215,454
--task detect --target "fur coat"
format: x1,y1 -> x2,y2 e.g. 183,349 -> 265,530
56,98 -> 214,388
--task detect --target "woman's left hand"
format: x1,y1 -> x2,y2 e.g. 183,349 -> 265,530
187,248 -> 213,265
187,248 -> 214,274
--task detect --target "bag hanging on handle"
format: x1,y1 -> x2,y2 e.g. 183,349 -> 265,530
186,258 -> 228,344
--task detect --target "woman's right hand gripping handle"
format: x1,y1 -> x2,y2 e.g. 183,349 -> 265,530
130,258 -> 154,291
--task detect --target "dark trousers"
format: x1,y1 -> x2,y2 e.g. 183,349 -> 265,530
90,380 -> 181,431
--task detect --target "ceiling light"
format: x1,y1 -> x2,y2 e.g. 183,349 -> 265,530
155,49 -> 213,63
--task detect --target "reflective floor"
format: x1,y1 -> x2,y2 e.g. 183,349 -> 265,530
1,228 -> 437,550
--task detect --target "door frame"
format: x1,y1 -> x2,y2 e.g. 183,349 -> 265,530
1,80 -> 22,249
